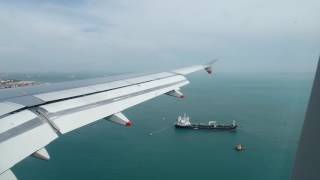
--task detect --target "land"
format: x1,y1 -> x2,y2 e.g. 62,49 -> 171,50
0,79 -> 38,89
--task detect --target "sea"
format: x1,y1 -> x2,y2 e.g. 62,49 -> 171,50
6,72 -> 313,180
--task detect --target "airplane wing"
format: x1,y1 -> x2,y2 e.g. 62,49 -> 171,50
0,61 -> 216,180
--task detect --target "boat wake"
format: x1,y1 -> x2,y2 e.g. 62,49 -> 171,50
149,123 -> 175,136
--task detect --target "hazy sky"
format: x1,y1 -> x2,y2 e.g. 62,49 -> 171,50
0,0 -> 319,73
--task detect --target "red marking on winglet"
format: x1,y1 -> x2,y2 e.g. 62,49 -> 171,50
205,67 -> 212,74
125,121 -> 132,127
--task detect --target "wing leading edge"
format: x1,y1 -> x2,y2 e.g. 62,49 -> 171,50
0,61 -> 216,179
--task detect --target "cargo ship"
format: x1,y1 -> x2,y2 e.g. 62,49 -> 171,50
175,114 -> 237,131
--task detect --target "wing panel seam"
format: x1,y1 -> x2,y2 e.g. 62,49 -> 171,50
1,74 -> 180,117
44,80 -> 188,118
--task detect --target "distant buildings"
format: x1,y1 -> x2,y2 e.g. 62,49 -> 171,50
0,79 -> 38,89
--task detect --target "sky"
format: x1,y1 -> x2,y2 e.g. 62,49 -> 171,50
0,0 -> 319,73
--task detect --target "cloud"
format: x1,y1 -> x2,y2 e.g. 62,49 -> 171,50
0,0 -> 319,73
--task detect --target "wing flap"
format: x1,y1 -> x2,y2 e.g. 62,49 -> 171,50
38,76 -> 189,134
39,75 -> 186,114
48,80 -> 188,134
0,110 -> 58,173
0,170 -> 17,180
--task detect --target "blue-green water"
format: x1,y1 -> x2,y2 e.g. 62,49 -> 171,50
12,72 -> 313,180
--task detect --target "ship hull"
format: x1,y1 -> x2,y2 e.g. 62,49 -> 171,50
175,124 -> 237,131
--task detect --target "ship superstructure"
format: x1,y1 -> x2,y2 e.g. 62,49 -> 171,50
176,113 -> 192,127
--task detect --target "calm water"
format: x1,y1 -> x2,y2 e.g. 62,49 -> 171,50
12,72 -> 313,180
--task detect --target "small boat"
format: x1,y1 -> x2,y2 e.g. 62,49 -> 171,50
175,114 -> 237,131
235,144 -> 246,151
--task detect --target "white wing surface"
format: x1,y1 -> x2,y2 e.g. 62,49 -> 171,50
0,62 -> 215,179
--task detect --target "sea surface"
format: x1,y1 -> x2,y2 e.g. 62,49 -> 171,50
10,72 -> 314,180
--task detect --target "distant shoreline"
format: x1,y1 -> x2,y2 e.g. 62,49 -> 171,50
0,79 -> 38,89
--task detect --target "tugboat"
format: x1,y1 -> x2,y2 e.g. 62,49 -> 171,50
235,144 -> 246,151
175,114 -> 237,131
